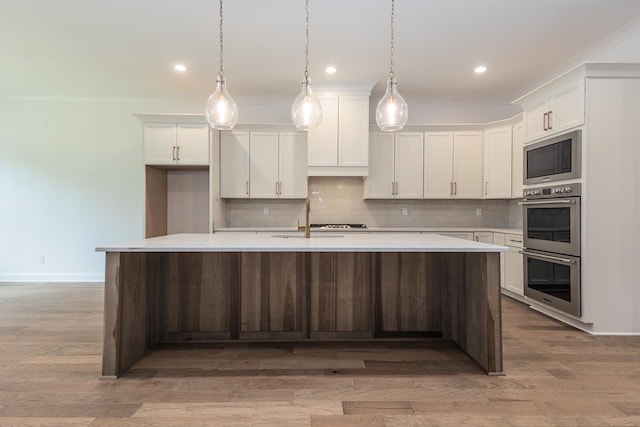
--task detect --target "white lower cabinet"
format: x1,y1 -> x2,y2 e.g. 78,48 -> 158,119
437,232 -> 474,241
473,231 -> 494,244
504,233 -> 524,296
493,233 -> 507,289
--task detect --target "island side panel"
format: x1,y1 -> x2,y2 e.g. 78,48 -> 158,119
310,252 -> 372,339
163,252 -> 239,341
240,252 -> 305,339
101,252 -> 150,377
375,253 -> 442,335
446,252 -> 502,374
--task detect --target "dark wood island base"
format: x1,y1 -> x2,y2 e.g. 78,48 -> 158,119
102,251 -> 502,377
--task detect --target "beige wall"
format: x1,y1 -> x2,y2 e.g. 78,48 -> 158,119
223,177 -> 522,229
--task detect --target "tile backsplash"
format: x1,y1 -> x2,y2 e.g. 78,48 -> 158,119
222,177 -> 522,229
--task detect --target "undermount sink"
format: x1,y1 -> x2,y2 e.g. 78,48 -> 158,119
270,234 -> 344,239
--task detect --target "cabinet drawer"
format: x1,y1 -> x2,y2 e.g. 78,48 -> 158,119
505,234 -> 523,248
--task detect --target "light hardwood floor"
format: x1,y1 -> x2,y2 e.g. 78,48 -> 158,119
0,282 -> 639,426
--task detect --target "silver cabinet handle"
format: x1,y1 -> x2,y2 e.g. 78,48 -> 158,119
246,181 -> 249,195
543,112 -> 548,131
519,199 -> 574,206
172,146 -> 176,161
176,146 -> 180,161
395,181 -> 398,196
484,181 -> 488,196
547,110 -> 553,130
521,250 -> 575,264
279,182 -> 282,196
509,239 -> 523,244
454,182 -> 457,196
450,182 -> 453,196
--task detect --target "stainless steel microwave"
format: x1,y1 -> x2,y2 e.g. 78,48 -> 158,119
524,130 -> 581,185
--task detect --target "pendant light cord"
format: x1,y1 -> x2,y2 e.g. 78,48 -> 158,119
219,0 -> 225,77
304,0 -> 310,83
389,0 -> 395,79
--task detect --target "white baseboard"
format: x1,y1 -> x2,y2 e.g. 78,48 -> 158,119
0,273 -> 104,283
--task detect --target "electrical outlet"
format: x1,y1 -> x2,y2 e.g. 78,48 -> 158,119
402,207 -> 408,216
38,255 -> 45,264
263,207 -> 269,215
475,208 -> 482,216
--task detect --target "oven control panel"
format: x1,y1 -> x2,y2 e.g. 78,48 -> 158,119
523,183 -> 581,199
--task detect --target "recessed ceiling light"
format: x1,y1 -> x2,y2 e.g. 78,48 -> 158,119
474,65 -> 487,74
174,64 -> 187,72
325,66 -> 337,74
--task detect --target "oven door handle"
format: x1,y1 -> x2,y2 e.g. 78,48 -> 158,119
518,199 -> 575,206
520,250 -> 576,264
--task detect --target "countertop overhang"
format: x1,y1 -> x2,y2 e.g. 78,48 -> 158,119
96,232 -> 508,253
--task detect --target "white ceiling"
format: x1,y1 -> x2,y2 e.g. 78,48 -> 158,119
2,0 -> 640,103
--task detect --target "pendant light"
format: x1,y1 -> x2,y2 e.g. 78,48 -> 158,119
376,0 -> 408,132
205,0 -> 238,130
291,0 -> 322,130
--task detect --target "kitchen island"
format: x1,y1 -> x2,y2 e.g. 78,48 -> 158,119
96,233 -> 506,377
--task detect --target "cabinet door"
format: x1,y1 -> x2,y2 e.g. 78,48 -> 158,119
145,123 -> 176,165
307,93 -> 339,166
338,95 -> 369,167
278,132 -> 308,198
505,246 -> 524,296
493,233 -> 507,289
453,131 -> 483,198
364,132 -> 395,199
175,124 -> 210,166
523,99 -> 549,142
474,232 -> 494,244
549,80 -> 584,135
220,131 -> 250,198
511,123 -> 524,198
249,132 -> 279,198
424,132 -> 454,198
483,126 -> 512,199
438,232 -> 474,241
394,132 -> 424,199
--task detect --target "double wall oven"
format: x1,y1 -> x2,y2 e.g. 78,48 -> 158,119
521,130 -> 582,317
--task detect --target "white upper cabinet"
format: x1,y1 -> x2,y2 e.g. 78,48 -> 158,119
520,78 -> 585,143
220,131 -> 250,198
249,132 -> 279,198
483,126 -> 512,199
424,132 -> 455,199
307,93 -> 339,167
307,90 -> 370,176
424,131 -> 483,199
365,133 -> 395,199
364,132 -> 423,199
145,123 -> 209,166
221,130 -> 307,200
278,132 -> 308,199
511,122 -> 524,198
452,131 -> 484,198
394,132 -> 424,199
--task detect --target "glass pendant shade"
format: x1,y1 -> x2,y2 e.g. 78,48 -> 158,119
206,75 -> 238,130
291,81 -> 322,130
376,77 -> 408,132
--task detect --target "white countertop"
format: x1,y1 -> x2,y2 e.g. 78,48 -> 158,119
215,227 -> 523,235
96,232 -> 507,253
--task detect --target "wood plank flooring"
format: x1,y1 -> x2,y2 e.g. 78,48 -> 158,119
1,282 -> 640,426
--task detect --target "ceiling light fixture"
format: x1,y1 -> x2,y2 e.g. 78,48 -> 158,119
474,65 -> 487,74
376,0 -> 408,132
291,0 -> 322,130
174,64 -> 187,72
325,66 -> 337,74
205,0 -> 238,130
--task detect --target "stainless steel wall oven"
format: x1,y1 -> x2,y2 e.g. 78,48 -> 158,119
521,183 -> 581,317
